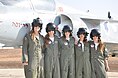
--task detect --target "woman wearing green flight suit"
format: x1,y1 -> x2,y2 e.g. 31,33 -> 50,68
58,25 -> 75,78
44,23 -> 60,78
89,29 -> 109,78
75,28 -> 91,78
22,18 -> 45,78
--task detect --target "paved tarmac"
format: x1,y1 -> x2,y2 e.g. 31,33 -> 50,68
0,49 -> 117,78
0,69 -> 117,78
107,72 -> 118,78
0,69 -> 24,78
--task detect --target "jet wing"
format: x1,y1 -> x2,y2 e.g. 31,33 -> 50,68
81,17 -> 118,23
80,17 -> 118,44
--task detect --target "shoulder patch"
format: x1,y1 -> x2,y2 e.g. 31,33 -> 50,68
24,37 -> 27,40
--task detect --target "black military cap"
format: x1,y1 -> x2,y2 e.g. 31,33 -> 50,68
32,18 -> 43,30
62,25 -> 72,33
77,28 -> 88,38
46,23 -> 55,33
90,29 -> 101,39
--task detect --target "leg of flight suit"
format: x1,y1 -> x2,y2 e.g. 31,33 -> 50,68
24,65 -> 33,78
69,56 -> 75,78
76,59 -> 83,78
76,64 -> 82,78
53,58 -> 60,78
60,58 -> 68,78
95,62 -> 107,78
32,66 -> 38,78
91,59 -> 96,78
44,56 -> 53,78
83,61 -> 91,78
39,66 -> 44,78
37,66 -> 44,78
83,53 -> 91,78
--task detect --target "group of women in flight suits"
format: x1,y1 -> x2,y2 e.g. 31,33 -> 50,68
22,18 -> 109,78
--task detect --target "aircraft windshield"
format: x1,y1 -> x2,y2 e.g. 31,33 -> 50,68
0,0 -> 56,11
30,0 -> 56,11
0,0 -> 22,6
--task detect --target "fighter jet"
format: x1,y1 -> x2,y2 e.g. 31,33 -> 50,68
0,0 -> 118,51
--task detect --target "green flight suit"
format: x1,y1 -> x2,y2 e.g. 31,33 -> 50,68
22,33 -> 44,78
44,35 -> 60,78
75,41 -> 91,78
59,36 -> 75,78
89,41 -> 108,78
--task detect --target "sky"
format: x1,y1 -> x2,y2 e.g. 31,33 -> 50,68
58,0 -> 118,19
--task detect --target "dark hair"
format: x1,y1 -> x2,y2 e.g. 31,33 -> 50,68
98,39 -> 105,53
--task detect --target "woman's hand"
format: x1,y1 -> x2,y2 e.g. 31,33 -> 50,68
22,61 -> 28,65
105,64 -> 110,71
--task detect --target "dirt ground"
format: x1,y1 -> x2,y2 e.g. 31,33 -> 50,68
0,49 -> 118,72
0,49 -> 23,68
108,57 -> 118,72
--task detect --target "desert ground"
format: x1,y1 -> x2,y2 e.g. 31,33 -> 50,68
0,49 -> 23,69
0,48 -> 118,78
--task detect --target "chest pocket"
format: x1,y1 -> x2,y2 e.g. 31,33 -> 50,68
61,41 -> 69,49
76,43 -> 82,51
63,41 -> 74,49
84,45 -> 89,52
